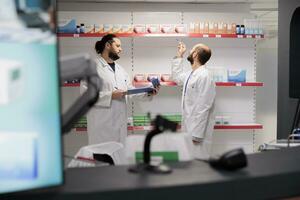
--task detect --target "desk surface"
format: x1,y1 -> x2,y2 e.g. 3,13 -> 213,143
11,147 -> 300,200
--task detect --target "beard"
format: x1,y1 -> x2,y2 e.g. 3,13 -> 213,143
187,54 -> 194,65
108,51 -> 120,61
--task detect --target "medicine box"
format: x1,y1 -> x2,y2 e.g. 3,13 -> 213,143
146,24 -> 160,33
58,19 -> 77,33
227,69 -> 246,82
133,24 -> 146,33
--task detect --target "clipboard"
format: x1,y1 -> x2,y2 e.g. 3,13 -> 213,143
127,87 -> 154,95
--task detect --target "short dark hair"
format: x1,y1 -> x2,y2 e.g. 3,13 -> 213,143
95,34 -> 118,54
196,47 -> 211,65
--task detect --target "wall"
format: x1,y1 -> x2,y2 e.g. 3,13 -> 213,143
277,0 -> 300,139
256,36 -> 278,149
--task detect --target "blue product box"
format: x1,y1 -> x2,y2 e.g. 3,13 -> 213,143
150,78 -> 160,88
227,69 -> 246,82
58,19 -> 77,33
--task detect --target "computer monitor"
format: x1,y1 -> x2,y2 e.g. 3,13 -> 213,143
14,0 -> 53,29
0,1 -> 62,195
15,0 -> 52,13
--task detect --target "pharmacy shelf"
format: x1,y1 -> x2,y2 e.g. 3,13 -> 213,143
133,81 -> 264,87
214,124 -> 263,130
133,81 -> 178,87
74,127 -> 87,132
215,82 -> 264,87
127,124 -> 263,131
57,33 -> 264,39
63,81 -> 263,88
62,83 -> 80,87
75,124 -> 263,133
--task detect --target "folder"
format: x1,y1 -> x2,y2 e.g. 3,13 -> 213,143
127,87 -> 154,95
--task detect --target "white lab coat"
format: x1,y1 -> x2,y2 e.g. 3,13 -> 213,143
80,53 -> 152,146
171,58 -> 216,159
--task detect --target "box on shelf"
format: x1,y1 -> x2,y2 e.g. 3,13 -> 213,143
103,24 -> 113,33
199,22 -> 204,34
73,117 -> 87,128
84,24 -> 94,33
189,23 -> 195,33
94,24 -> 104,33
227,69 -> 246,82
222,116 -> 232,125
160,24 -> 175,33
134,74 -> 146,82
174,24 -> 187,33
207,67 -> 227,82
204,22 -> 209,34
230,23 -> 236,34
215,116 -> 232,125
210,22 -> 218,34
215,116 -> 223,125
161,74 -> 172,82
58,19 -> 77,33
194,23 -> 200,33
244,19 -> 264,35
222,23 -> 228,34
146,24 -> 160,33
217,22 -> 223,34
132,115 -> 151,126
112,24 -> 122,33
133,24 -> 146,33
189,21 -> 241,34
121,24 -> 133,33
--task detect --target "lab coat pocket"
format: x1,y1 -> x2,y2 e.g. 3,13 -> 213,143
186,83 -> 197,104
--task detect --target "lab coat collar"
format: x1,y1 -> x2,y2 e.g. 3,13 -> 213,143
192,65 -> 206,76
97,54 -> 110,67
97,54 -> 119,73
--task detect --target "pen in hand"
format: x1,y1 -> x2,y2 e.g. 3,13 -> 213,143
112,87 -> 127,99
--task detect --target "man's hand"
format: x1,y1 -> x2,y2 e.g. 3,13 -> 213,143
148,86 -> 160,96
192,137 -> 203,145
112,89 -> 127,99
177,42 -> 186,58
193,140 -> 201,145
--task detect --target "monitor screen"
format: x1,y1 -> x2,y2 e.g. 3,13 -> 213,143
0,0 -> 62,195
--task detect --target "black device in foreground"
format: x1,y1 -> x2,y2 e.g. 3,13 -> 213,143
60,54 -> 101,133
209,148 -> 248,170
129,115 -> 177,174
289,7 -> 300,99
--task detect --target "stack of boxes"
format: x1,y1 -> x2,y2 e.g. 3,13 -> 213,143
73,117 -> 87,129
128,114 -> 182,127
58,20 -> 263,35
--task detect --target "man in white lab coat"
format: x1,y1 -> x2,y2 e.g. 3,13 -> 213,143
171,42 -> 215,159
81,34 -> 157,146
